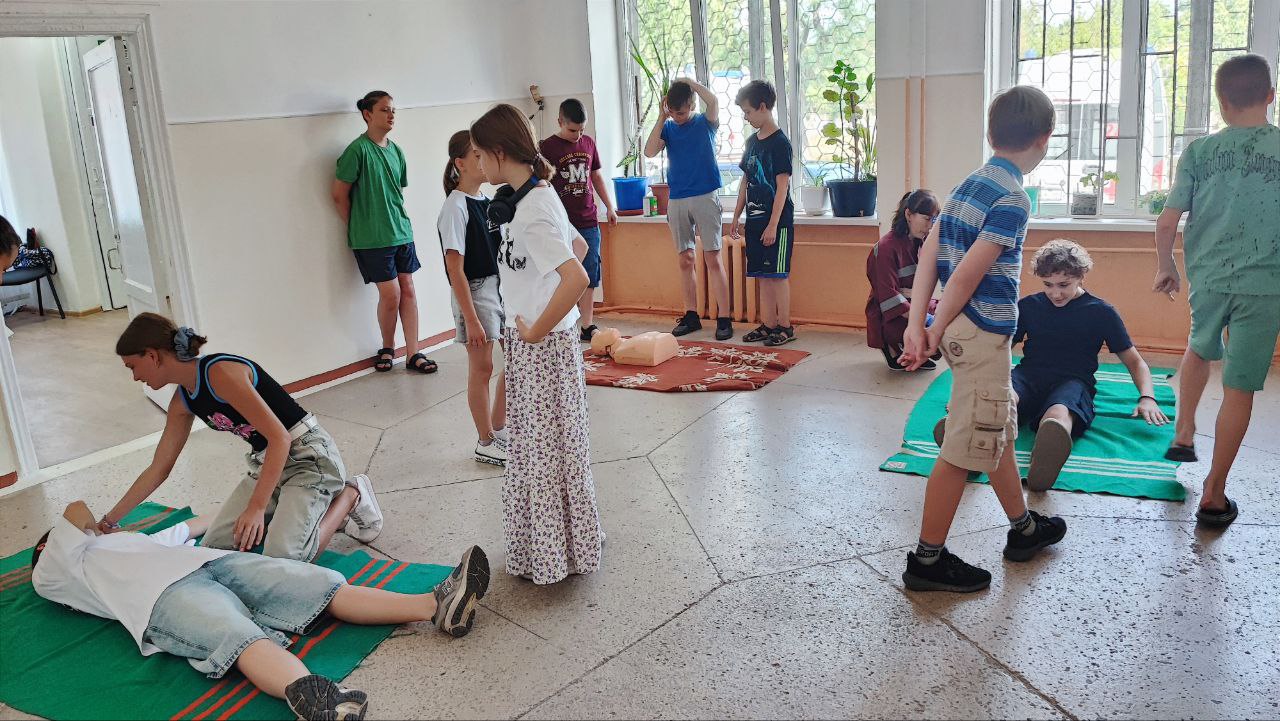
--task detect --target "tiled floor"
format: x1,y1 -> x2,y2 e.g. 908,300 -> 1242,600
2,312 -> 1277,720
6,309 -> 166,467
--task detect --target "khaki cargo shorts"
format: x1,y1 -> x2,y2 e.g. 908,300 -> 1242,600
937,314 -> 1019,473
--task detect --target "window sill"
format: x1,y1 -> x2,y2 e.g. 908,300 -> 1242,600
614,212 -> 880,226
1027,217 -> 1184,232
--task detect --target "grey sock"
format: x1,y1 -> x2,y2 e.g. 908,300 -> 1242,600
1011,510 -> 1037,536
914,539 -> 945,566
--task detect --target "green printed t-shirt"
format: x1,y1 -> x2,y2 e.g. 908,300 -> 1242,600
1166,124 -> 1280,296
336,135 -> 413,250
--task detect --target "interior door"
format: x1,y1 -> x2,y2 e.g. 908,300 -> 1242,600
83,38 -> 169,405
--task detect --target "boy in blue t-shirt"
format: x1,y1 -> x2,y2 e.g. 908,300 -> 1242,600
1014,239 -> 1168,491
644,79 -> 732,340
729,80 -> 797,347
898,86 -> 1067,593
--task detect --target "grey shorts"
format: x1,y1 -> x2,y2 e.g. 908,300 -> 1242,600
144,553 -> 345,678
453,274 -> 505,344
201,424 -> 347,562
667,191 -> 723,253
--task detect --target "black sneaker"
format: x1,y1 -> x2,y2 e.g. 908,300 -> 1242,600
714,316 -> 733,341
1003,511 -> 1067,562
742,324 -> 772,343
902,548 -> 992,592
672,311 -> 702,337
285,674 -> 368,721
580,324 -> 599,342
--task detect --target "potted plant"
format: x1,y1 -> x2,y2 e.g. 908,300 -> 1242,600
1071,171 -> 1118,216
613,77 -> 652,215
629,34 -> 677,214
801,165 -> 830,216
1141,189 -> 1168,216
820,60 -> 877,217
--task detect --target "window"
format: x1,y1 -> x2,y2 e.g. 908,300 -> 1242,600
619,0 -> 875,197
1005,0 -> 1278,216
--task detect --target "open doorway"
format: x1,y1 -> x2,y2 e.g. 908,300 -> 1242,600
0,31 -> 178,476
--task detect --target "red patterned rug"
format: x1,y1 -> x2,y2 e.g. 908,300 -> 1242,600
583,340 -> 811,392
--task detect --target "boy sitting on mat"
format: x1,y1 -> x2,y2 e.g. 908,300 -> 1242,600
32,501 -> 489,721
1009,239 -> 1169,490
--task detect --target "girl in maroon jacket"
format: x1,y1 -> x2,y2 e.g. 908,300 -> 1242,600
866,189 -> 940,371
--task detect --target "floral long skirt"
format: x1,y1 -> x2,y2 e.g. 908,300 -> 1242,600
502,327 -> 602,584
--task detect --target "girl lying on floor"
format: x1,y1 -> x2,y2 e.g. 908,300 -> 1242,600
32,501 -> 489,721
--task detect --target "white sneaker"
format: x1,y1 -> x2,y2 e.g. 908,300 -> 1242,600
493,427 -> 510,444
475,438 -> 507,466
345,474 -> 383,543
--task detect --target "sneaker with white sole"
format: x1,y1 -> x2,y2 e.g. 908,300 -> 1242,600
475,438 -> 507,466
433,545 -> 490,638
284,673 -> 368,721
345,474 -> 383,543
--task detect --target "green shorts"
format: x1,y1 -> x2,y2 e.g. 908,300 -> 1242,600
1187,288 -> 1280,392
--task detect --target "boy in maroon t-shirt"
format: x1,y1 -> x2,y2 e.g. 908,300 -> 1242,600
540,98 -> 618,341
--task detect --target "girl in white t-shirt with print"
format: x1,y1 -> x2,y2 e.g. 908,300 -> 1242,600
469,103 -> 602,585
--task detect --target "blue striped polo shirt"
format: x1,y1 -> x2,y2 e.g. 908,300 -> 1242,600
936,156 -> 1030,336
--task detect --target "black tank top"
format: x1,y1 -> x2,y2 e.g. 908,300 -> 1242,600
177,354 -> 307,453
442,194 -> 502,281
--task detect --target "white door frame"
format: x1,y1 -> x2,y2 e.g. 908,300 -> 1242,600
0,10 -> 199,489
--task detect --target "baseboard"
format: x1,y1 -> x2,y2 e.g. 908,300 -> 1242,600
283,328 -> 457,393
11,305 -> 103,318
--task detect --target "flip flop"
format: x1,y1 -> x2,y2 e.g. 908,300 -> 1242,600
1195,497 -> 1238,528
1164,443 -> 1198,462
1027,418 -> 1073,492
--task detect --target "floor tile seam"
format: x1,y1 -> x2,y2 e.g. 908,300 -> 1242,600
851,556 -> 1081,721
770,377 -> 919,402
358,429 -> 388,476
374,473 -> 507,496
643,456 -> 727,584
642,390 -> 743,460
475,603 -> 551,642
314,413 -> 387,434
513,582 -> 726,721
375,387 -> 468,429
1054,512 -> 1279,527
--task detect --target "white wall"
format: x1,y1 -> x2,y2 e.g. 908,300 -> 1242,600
0,36 -> 103,314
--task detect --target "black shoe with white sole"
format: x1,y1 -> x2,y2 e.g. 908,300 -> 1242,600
284,674 -> 368,721
902,549 -> 992,593
1003,511 -> 1067,562
432,545 -> 491,638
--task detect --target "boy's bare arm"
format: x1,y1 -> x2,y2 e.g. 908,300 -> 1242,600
682,78 -> 719,124
643,103 -> 669,158
1117,346 -> 1169,424
1152,206 -> 1184,297
184,516 -> 210,539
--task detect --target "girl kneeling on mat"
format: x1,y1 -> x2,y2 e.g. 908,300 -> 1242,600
99,313 -> 383,560
470,104 -> 603,584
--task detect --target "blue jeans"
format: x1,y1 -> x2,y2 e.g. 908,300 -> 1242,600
144,554 -> 344,678
578,225 -> 602,288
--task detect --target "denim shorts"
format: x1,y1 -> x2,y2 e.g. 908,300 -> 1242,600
578,225 -> 602,287
452,274 -> 505,344
144,554 -> 345,678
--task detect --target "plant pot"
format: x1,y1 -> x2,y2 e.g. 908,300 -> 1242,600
1145,197 -> 1167,216
828,178 -> 877,217
613,176 -> 649,214
1070,192 -> 1098,216
651,182 -> 670,215
800,185 -> 829,216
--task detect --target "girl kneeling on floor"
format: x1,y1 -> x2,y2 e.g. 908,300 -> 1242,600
438,129 -> 509,467
99,313 -> 383,560
470,103 -> 603,584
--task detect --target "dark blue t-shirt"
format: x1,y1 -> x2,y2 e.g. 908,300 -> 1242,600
662,113 -> 722,199
1014,291 -> 1133,390
740,129 -> 794,227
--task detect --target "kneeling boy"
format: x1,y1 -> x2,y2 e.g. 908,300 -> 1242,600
33,502 -> 489,721
1014,239 -> 1169,491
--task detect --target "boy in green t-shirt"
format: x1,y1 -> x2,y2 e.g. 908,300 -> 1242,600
331,90 -> 436,375
1152,54 -> 1280,528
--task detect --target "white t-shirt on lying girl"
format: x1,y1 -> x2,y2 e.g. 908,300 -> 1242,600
497,184 -> 582,334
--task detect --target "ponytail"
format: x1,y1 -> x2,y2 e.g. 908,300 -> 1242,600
443,129 -> 472,195
891,188 -> 939,238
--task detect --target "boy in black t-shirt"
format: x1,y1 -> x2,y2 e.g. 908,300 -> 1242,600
729,80 -> 797,347
1013,239 -> 1169,490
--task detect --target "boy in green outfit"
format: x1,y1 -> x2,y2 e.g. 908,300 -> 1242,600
332,90 -> 436,376
1153,54 -> 1280,528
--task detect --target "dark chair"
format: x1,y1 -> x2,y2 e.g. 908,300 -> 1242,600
2,228 -> 65,319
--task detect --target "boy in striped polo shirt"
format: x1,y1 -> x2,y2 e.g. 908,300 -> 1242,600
897,86 -> 1068,593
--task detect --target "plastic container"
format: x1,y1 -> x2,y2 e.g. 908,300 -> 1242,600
613,176 -> 650,213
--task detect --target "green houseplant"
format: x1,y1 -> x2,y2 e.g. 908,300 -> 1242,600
820,60 -> 877,217
627,34 -> 678,214
801,164 -> 830,216
1071,171 -> 1118,216
1141,189 -> 1168,216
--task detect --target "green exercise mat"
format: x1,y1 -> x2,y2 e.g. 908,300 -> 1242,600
880,362 -> 1186,501
0,503 -> 450,720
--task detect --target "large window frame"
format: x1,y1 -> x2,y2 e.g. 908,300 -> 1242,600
615,0 -> 876,200
991,0 -> 1280,219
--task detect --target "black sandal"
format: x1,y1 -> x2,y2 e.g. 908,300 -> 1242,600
407,352 -> 438,374
764,326 -> 796,347
1164,443 -> 1198,462
1195,497 -> 1238,528
373,347 -> 394,372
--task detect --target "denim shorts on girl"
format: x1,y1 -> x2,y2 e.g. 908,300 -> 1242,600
452,274 -> 505,344
143,554 -> 345,678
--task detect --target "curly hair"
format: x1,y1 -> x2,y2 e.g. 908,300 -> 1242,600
1032,238 -> 1093,278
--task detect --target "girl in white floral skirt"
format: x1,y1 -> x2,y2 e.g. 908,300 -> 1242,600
470,104 -> 603,584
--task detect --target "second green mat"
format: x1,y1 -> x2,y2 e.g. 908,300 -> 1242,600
880,362 -> 1186,501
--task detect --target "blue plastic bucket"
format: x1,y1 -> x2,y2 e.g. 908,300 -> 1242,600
613,176 -> 650,212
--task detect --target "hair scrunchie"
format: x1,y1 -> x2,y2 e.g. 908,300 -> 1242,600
173,327 -> 200,361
